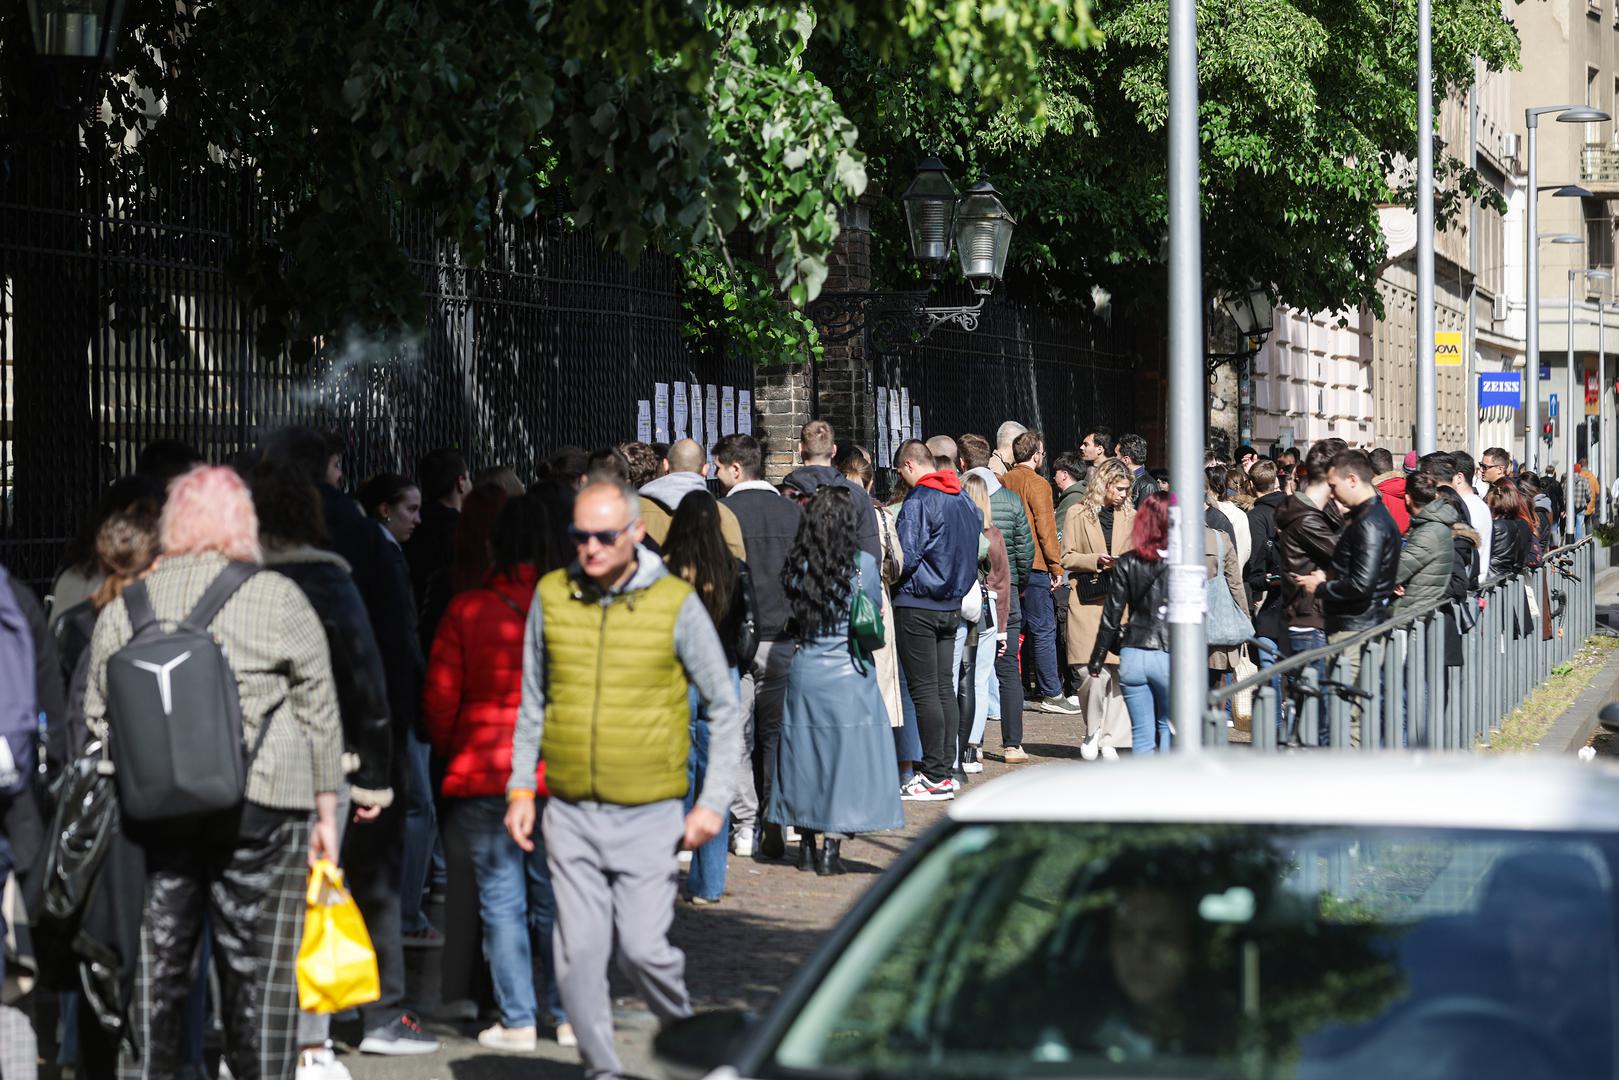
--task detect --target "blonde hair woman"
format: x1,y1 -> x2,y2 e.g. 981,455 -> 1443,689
1059,458 -> 1135,757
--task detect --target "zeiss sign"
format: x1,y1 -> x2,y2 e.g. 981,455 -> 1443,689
1478,373 -> 1522,409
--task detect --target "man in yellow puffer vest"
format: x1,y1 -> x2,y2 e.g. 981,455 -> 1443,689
505,480 -> 743,1080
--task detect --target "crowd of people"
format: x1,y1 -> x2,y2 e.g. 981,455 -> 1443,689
0,418 -> 1577,1080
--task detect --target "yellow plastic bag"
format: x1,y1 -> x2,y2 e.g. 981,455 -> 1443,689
296,859 -> 380,1014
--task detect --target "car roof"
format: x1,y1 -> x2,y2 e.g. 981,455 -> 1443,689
948,754 -> 1619,832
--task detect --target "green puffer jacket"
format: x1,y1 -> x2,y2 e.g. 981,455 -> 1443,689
1393,496 -> 1458,615
992,486 -> 1034,587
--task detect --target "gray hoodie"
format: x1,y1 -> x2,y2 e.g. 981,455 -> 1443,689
639,470 -> 710,510
507,545 -> 744,814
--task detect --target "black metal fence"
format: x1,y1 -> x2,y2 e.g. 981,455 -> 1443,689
0,146 -> 752,591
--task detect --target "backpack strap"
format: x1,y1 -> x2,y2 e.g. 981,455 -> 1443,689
179,561 -> 260,635
123,580 -> 158,636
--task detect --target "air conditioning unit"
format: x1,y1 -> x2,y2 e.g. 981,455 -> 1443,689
1501,132 -> 1522,162
1491,293 -> 1509,322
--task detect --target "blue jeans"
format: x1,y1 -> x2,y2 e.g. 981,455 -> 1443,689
399,728 -> 438,933
684,671 -> 738,901
1021,572 -> 1061,698
1119,647 -> 1172,754
893,660 -> 923,768
970,611 -> 997,745
1288,628 -> 1329,744
457,796 -> 564,1029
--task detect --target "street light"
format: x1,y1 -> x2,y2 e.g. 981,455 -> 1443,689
1569,265 -> 1612,537
1525,104 -> 1610,471
25,0 -> 125,61
1210,284 -> 1275,445
901,158 -> 959,267
953,180 -> 1017,292
1222,284 -> 1275,343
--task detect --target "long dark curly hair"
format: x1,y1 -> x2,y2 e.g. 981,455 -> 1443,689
783,484 -> 859,638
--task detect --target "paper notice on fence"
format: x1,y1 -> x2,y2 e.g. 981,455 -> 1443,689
637,400 -> 652,445
705,385 -> 719,451
876,387 -> 891,467
721,386 -> 736,436
673,385 -> 688,440
900,389 -> 912,441
738,390 -> 752,434
888,391 -> 903,456
911,406 -> 922,441
654,384 -> 670,443
690,383 -> 704,444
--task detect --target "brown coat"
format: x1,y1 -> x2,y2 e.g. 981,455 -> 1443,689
1207,526 -> 1251,672
1060,500 -> 1135,665
1001,465 -> 1061,573
640,495 -> 747,561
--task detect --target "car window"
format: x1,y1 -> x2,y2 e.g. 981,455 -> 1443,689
766,824 -> 1619,1080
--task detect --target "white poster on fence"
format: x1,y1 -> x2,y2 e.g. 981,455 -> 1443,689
721,386 -> 736,436
899,388 -> 912,441
876,387 -> 891,467
653,383 -> 670,443
737,390 -> 752,434
636,400 -> 652,444
689,383 -> 703,445
705,384 -> 719,453
911,406 -> 922,442
888,390 -> 903,456
673,384 -> 689,440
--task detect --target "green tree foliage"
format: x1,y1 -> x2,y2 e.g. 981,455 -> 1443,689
0,0 -> 1098,343
823,0 -> 1519,318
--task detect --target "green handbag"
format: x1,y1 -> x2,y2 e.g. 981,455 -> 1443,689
849,561 -> 885,665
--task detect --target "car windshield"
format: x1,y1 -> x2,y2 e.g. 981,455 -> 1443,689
764,823 -> 1619,1080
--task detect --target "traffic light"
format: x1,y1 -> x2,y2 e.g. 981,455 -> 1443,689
1544,421 -> 1555,446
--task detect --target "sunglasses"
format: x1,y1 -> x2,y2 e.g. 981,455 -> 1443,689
567,523 -> 631,547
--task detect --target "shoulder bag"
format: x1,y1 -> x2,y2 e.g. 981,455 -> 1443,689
849,561 -> 885,670
1205,532 -> 1255,648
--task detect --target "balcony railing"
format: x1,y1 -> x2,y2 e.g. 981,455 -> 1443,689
1582,142 -> 1619,183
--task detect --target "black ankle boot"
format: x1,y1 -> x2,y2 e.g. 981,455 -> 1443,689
796,831 -> 818,871
759,823 -> 785,860
816,837 -> 846,876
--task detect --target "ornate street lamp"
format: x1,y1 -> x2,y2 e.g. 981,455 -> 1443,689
1221,284 -> 1275,346
26,0 -> 125,62
1208,284 -> 1275,446
809,158 -> 1018,352
953,179 -> 1016,291
902,157 -> 959,267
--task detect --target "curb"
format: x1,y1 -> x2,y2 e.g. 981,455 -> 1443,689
1536,639 -> 1619,754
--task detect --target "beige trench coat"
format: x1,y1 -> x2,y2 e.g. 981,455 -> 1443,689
875,503 -> 906,727
1060,500 -> 1136,666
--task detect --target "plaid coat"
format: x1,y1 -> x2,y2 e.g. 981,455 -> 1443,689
82,551 -> 343,811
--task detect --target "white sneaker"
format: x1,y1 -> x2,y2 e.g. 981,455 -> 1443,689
296,1045 -> 352,1080
555,1021 -> 578,1048
477,1023 -> 538,1052
732,826 -> 755,858
1066,694 -> 1080,706
1100,745 -> 1120,761
785,826 -> 800,842
1079,733 -> 1100,762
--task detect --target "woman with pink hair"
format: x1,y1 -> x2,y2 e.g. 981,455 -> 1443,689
80,465 -> 344,1079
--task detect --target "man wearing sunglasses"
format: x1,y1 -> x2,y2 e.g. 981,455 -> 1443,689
504,479 -> 742,1080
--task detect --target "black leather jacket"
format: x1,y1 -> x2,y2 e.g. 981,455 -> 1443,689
1318,498 -> 1401,633
263,543 -> 395,807
1090,551 -> 1169,668
1489,518 -> 1533,578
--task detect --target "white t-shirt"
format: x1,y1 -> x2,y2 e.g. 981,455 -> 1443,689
1459,490 -> 1493,586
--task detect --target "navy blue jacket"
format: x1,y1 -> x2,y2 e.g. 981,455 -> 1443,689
892,473 -> 982,611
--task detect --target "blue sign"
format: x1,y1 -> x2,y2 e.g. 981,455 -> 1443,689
1478,372 -> 1521,409
1550,393 -> 1559,418
1541,362 -> 1552,381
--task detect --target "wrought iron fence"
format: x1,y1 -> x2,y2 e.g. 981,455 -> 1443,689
0,145 -> 752,591
1208,538 -> 1598,751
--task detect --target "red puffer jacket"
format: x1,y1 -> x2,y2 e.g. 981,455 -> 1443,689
423,564 -> 548,798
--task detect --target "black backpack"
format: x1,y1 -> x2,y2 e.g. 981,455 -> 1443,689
104,562 -> 265,822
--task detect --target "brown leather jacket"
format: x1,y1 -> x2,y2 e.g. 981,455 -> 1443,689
1276,492 -> 1340,630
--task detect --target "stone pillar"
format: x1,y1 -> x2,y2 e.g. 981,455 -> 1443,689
753,201 -> 876,483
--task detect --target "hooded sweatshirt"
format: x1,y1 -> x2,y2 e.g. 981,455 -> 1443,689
1374,471 -> 1410,533
892,470 -> 984,610
782,464 -> 881,560
638,470 -> 747,560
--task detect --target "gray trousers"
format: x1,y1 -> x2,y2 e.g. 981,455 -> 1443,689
543,798 -> 691,1080
732,638 -> 796,830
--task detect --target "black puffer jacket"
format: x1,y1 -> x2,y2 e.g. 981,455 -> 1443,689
1089,551 -> 1170,667
262,542 -> 394,806
1318,498 -> 1401,633
1489,518 -> 1534,579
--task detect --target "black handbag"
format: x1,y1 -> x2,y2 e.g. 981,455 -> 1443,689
1075,569 -> 1111,604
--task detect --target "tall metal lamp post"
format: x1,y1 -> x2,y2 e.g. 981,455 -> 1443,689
1525,104 -> 1610,471
1568,265 -> 1612,536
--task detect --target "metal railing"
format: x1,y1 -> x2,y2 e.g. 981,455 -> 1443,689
1206,538 -> 1598,751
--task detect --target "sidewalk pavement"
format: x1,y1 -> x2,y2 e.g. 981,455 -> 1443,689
342,703 -> 1088,1080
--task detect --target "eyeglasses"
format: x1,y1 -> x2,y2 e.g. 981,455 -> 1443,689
567,524 -> 631,547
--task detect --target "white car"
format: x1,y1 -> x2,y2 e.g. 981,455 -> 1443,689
658,754 -> 1619,1080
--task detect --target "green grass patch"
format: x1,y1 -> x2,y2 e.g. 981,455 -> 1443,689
1483,634 -> 1619,752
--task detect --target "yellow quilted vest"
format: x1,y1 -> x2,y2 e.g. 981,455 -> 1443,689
536,567 -> 692,804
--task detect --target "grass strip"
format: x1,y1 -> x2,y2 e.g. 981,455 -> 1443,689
1484,634 -> 1619,752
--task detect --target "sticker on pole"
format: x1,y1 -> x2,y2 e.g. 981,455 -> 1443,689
1167,564 -> 1206,624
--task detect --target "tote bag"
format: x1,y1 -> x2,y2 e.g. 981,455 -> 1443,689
1206,533 -> 1255,648
297,860 -> 380,1013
